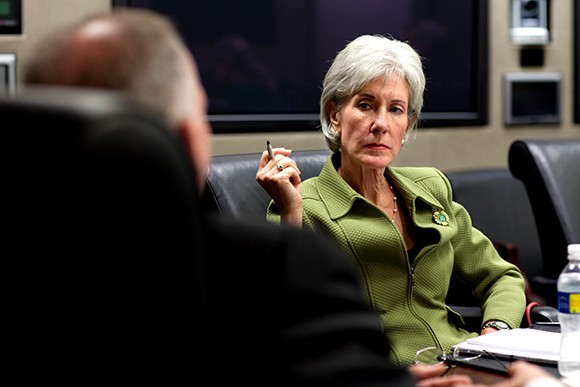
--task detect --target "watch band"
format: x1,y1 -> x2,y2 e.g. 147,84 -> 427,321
482,320 -> 510,330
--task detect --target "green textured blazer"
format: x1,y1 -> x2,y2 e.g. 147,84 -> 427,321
267,153 -> 526,366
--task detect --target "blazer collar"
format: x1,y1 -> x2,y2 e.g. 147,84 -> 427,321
317,153 -> 446,221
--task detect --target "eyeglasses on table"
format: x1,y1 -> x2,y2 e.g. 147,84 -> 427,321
414,346 -> 508,374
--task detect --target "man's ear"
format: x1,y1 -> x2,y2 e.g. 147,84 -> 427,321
175,119 -> 205,194
175,119 -> 194,158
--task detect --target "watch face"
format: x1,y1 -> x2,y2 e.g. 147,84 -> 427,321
485,321 -> 509,330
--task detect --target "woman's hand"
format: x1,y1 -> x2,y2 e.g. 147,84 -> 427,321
409,363 -> 473,387
256,146 -> 303,226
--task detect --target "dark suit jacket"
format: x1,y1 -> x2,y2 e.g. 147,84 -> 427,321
9,216 -> 413,386
4,86 -> 412,385
202,215 -> 414,386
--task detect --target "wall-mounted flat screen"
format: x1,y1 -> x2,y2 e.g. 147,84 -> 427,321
113,0 -> 488,133
503,72 -> 561,126
0,0 -> 21,34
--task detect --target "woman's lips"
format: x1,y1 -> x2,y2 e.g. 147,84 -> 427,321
366,143 -> 389,150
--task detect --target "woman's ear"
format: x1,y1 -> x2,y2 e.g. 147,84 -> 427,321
327,101 -> 340,131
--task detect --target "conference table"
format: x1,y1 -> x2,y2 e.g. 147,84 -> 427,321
443,325 -> 562,384
447,364 -> 508,384
446,358 -> 561,384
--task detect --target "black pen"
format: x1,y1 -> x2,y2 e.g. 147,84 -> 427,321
267,140 -> 274,160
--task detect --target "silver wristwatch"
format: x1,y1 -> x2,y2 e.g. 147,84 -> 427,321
481,320 -> 510,330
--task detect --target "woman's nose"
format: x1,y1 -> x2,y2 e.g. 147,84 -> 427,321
371,110 -> 389,133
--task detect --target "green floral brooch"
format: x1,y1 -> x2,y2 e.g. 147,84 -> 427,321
433,210 -> 450,226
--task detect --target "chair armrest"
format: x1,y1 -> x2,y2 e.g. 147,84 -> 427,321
530,305 -> 559,323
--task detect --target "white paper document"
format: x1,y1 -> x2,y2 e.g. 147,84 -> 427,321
452,328 -> 561,363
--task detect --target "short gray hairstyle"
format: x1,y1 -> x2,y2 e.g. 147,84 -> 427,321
319,34 -> 425,153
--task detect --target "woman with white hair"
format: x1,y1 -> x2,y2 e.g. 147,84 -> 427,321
257,34 -> 526,366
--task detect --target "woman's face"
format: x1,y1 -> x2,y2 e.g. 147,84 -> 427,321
329,74 -> 409,170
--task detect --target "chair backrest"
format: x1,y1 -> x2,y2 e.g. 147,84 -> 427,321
201,149 -> 330,221
204,157 -> 543,287
447,169 -> 541,274
2,85 -> 205,379
508,138 -> 580,307
202,149 -> 554,327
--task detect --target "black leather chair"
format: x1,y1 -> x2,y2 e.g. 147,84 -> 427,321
445,169 -> 560,328
2,86 -> 205,381
203,151 -> 557,329
446,168 -> 544,304
509,138 -> 580,307
204,157 -> 544,295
